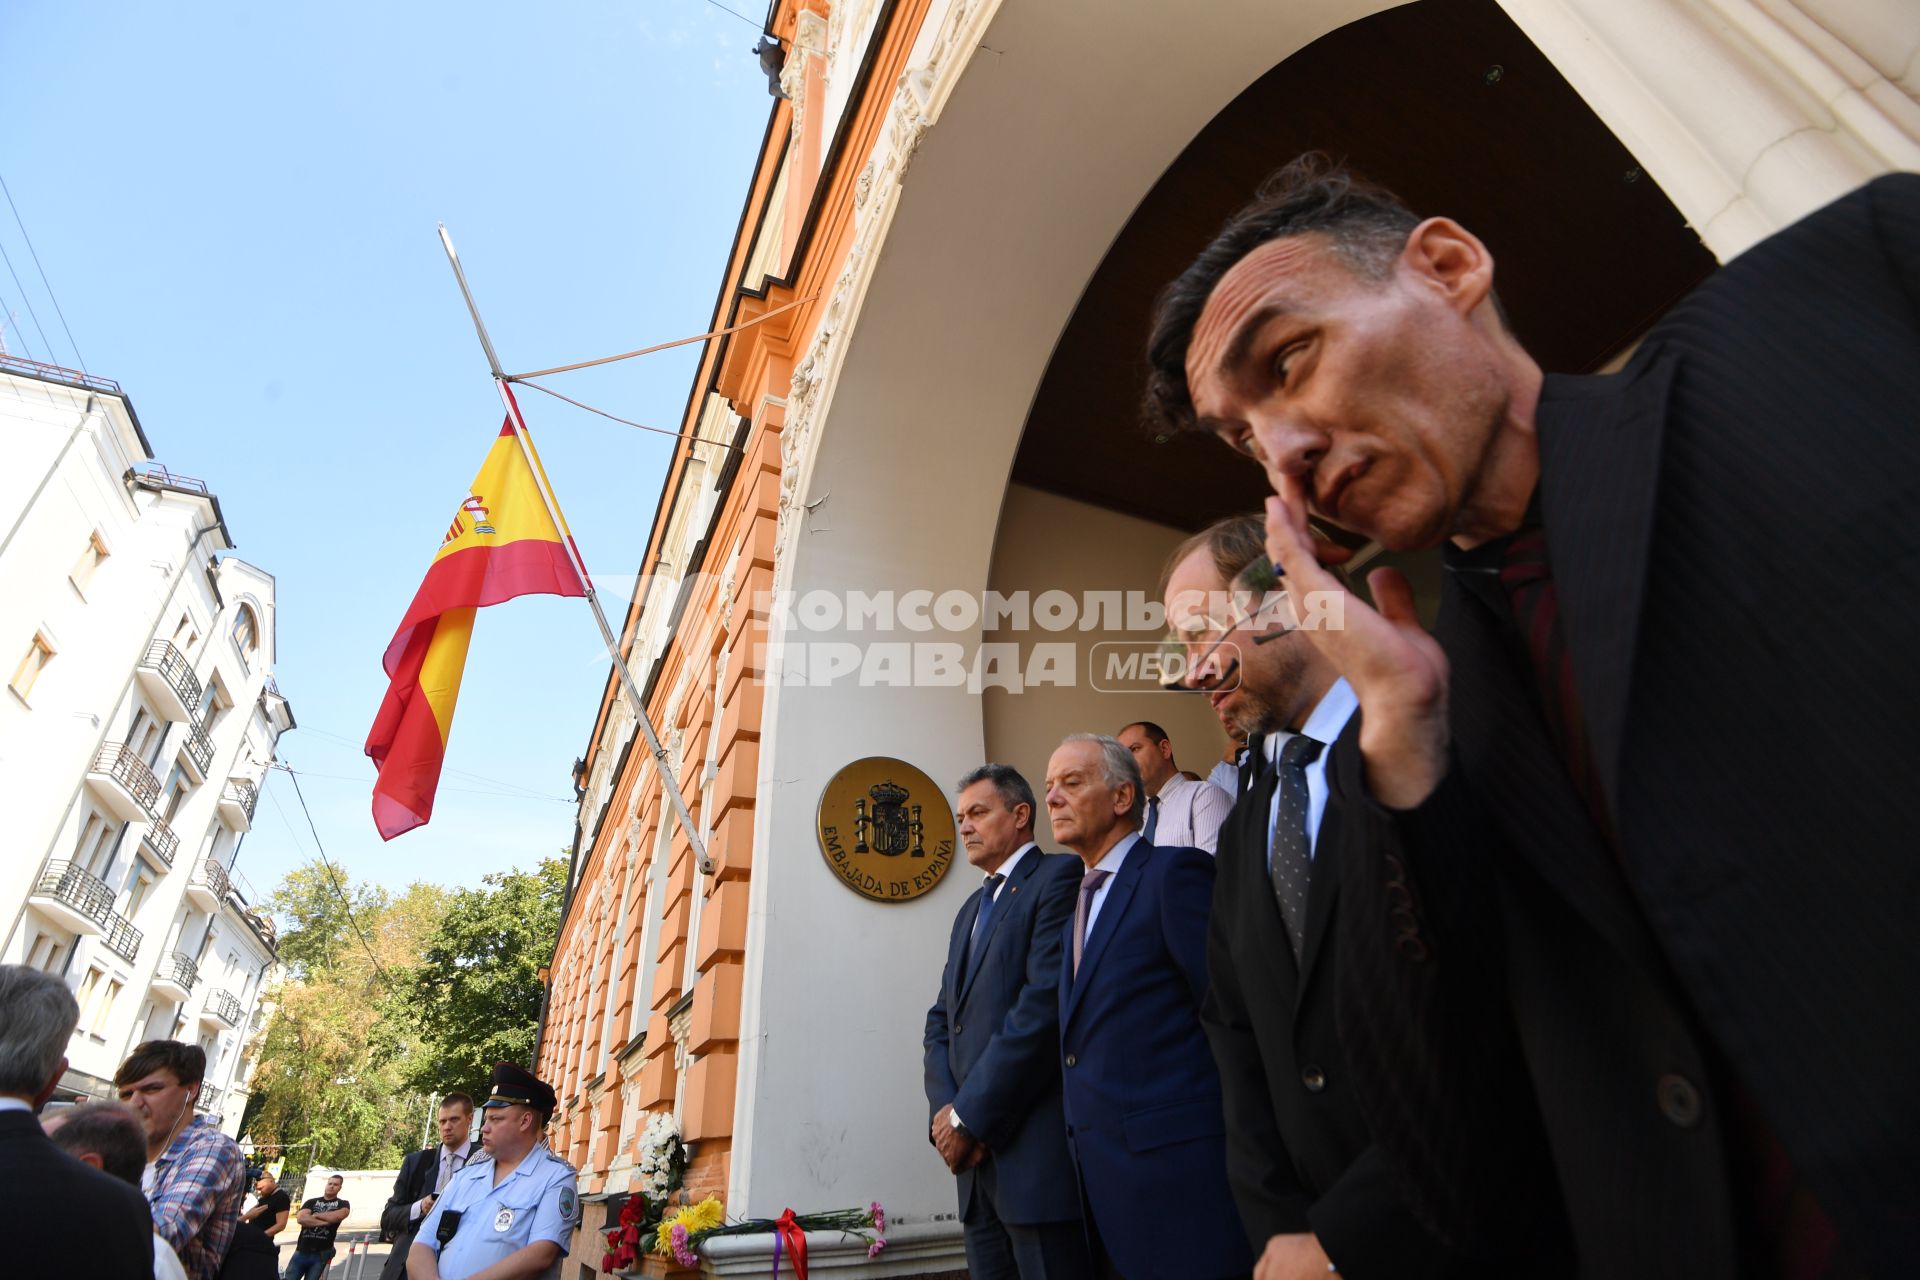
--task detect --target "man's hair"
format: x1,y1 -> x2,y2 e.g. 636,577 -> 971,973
1144,153 -> 1420,436
1118,721 -> 1171,748
440,1091 -> 474,1113
1062,734 -> 1145,822
47,1101 -> 147,1186
324,1174 -> 344,1187
0,964 -> 80,1096
956,763 -> 1037,827
115,1040 -> 205,1089
1159,514 -> 1269,601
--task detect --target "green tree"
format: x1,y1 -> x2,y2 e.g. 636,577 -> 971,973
400,855 -> 568,1101
245,863 -> 449,1171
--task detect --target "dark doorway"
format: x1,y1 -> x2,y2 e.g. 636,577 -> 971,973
1011,0 -> 1718,533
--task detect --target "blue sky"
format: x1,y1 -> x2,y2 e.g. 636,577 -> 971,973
3,0 -> 774,901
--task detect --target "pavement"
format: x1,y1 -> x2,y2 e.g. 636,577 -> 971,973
272,1232 -> 393,1278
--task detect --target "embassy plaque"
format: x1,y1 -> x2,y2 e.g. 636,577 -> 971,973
816,757 -> 956,902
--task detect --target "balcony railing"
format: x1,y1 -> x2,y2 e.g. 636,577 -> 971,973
101,913 -> 142,963
198,1084 -> 224,1114
0,352 -> 123,395
126,461 -> 210,497
89,743 -> 160,820
206,989 -> 242,1025
184,720 -> 215,777
224,779 -> 257,817
140,818 -> 179,867
34,861 -> 115,930
136,640 -> 202,720
155,951 -> 198,996
196,858 -> 231,902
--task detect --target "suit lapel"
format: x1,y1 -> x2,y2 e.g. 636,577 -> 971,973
1535,357 -> 1674,813
945,882 -> 980,1016
1062,842 -> 1148,1029
956,851 -> 1039,1007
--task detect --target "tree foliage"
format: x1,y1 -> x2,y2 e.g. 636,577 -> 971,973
399,856 -> 568,1101
244,856 -> 564,1173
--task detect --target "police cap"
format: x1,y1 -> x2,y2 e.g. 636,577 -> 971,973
480,1062 -> 556,1120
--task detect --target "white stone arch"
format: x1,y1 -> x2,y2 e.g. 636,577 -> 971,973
734,0 -> 1410,1229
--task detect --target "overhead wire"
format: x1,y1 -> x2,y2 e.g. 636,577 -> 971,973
294,725 -> 575,800
0,226 -> 55,363
269,763 -> 391,983
0,173 -> 86,371
699,0 -> 774,36
513,376 -> 740,453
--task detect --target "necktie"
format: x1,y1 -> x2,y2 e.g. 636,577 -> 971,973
964,873 -> 1005,979
435,1147 -> 458,1194
1071,868 -> 1112,977
1141,795 -> 1159,843
1269,734 -> 1323,965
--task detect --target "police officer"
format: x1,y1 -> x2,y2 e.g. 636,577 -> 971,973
408,1064 -> 578,1280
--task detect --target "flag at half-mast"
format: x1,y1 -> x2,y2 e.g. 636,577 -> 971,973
365,415 -> 585,840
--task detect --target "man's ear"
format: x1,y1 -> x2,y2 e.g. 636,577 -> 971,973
1401,217 -> 1495,316
76,1151 -> 105,1171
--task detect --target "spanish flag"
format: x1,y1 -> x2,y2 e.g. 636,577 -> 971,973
365,412 -> 585,840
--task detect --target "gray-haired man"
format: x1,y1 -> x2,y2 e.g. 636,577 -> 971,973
0,964 -> 155,1278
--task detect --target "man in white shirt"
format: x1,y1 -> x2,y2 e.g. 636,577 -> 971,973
379,1092 -> 486,1280
1116,720 -> 1234,854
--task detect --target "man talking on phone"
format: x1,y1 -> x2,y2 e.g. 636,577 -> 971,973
381,1092 -> 485,1280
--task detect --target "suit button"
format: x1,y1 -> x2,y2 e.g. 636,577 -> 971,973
1656,1073 -> 1702,1128
954,1024 -> 962,1035
1064,1054 -> 1077,1068
1301,1065 -> 1326,1093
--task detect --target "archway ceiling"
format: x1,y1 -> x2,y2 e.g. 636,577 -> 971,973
1013,0 -> 1718,533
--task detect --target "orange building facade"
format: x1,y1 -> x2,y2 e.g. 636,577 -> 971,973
533,0 -> 1916,1274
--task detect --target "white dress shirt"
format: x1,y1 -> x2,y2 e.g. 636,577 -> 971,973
983,841 -> 1036,897
415,1141 -> 479,1218
1263,677 -> 1359,860
0,1097 -> 31,1114
1081,831 -> 1142,938
1149,774 -> 1235,854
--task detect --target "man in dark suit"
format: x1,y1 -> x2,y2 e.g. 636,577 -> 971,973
378,1091 -> 485,1280
923,763 -> 1089,1280
1144,157 -> 1920,1275
1163,515 -> 1459,1280
0,964 -> 155,1280
1047,734 -> 1252,1280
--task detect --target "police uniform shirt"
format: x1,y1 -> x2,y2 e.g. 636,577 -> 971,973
415,1141 -> 578,1279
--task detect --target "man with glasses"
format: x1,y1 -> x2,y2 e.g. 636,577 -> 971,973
408,1064 -> 576,1280
1163,516 -> 1455,1280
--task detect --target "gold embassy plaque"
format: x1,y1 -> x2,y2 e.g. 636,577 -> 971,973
816,757 -> 956,902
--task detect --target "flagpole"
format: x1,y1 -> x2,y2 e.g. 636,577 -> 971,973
436,224 -> 714,875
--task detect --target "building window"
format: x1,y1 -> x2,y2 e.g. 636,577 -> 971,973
172,613 -> 199,654
124,870 -> 154,918
26,932 -> 66,973
90,979 -> 122,1036
231,606 -> 259,671
75,967 -> 102,1024
10,632 -> 55,701
200,678 -> 231,735
76,807 -> 119,878
69,530 -> 110,595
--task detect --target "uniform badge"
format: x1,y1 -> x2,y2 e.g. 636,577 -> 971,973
558,1186 -> 578,1225
493,1207 -> 515,1232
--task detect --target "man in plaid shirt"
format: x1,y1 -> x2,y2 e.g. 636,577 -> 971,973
116,1041 -> 246,1280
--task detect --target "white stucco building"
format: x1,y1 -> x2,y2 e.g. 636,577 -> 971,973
0,353 -> 293,1131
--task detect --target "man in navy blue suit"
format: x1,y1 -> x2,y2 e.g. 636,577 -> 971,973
924,763 -> 1091,1280
1048,735 -> 1253,1280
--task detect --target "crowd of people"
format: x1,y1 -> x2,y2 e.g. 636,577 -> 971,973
922,159 -> 1919,1280
0,964 -> 575,1280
